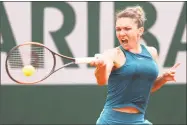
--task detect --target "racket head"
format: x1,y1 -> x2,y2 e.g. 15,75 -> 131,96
5,42 -> 56,84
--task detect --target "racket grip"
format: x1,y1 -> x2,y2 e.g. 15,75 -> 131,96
75,57 -> 96,64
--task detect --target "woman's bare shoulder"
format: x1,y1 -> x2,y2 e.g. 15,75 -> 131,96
144,45 -> 158,55
144,45 -> 159,62
102,46 -> 125,67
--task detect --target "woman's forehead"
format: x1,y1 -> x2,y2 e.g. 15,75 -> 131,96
116,17 -> 136,27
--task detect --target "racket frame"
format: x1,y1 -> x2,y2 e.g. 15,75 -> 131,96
6,42 -> 72,84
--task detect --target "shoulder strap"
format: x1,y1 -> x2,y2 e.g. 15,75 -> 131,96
140,44 -> 153,58
119,45 -> 126,54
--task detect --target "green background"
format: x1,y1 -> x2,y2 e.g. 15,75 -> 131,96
0,84 -> 186,124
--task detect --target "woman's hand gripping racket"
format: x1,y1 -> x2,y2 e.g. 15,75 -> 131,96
5,42 -> 96,84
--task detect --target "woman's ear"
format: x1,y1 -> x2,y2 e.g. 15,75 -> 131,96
138,27 -> 144,36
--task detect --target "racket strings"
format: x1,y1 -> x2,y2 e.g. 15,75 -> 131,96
8,49 -> 24,68
6,43 -> 55,84
31,46 -> 45,68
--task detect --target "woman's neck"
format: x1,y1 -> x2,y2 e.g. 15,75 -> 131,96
129,43 -> 142,54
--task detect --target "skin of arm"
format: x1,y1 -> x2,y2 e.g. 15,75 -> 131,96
90,48 -> 120,86
147,46 -> 180,93
146,46 -> 166,93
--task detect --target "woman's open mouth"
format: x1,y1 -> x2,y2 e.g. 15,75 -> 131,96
121,39 -> 128,45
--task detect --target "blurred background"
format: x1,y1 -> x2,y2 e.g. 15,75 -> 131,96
0,1 -> 186,124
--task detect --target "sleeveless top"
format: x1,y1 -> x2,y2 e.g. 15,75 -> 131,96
104,44 -> 159,114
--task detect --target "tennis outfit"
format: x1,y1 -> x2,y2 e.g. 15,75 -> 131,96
96,44 -> 159,125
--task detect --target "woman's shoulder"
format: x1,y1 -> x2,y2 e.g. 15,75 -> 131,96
102,46 -> 125,67
143,44 -> 158,62
143,45 -> 158,55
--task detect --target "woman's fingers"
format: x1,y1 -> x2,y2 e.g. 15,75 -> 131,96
171,63 -> 180,70
89,58 -> 105,67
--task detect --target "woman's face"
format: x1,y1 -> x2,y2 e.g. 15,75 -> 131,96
116,17 -> 144,50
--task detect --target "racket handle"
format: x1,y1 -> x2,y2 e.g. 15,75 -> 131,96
75,57 -> 96,64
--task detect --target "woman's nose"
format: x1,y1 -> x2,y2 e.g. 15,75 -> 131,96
119,30 -> 127,36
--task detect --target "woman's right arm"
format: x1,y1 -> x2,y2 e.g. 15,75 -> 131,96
90,49 -> 117,86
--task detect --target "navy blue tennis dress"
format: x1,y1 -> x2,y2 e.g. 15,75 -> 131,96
96,44 -> 159,125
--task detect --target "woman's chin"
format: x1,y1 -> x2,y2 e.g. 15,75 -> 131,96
121,43 -> 130,50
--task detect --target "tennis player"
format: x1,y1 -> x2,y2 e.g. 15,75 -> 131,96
90,5 -> 180,125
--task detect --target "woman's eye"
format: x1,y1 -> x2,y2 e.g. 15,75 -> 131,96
125,28 -> 131,31
116,28 -> 121,31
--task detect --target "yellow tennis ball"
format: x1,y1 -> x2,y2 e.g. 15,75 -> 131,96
22,65 -> 35,76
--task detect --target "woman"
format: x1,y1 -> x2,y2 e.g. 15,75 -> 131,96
90,5 -> 180,125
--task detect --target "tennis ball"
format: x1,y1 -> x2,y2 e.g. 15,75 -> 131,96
22,65 -> 35,76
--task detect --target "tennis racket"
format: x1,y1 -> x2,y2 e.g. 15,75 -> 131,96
5,42 -> 96,84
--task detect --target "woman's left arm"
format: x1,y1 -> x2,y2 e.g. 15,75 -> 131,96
146,46 -> 180,93
151,62 -> 180,93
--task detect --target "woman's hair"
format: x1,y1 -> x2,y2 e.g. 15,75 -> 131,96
116,5 -> 146,28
